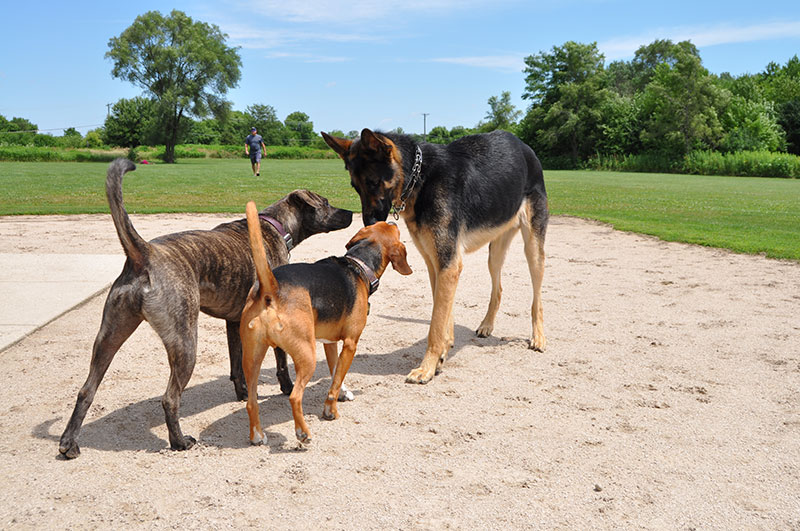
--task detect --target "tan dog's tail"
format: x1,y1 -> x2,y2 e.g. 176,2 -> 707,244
245,201 -> 280,303
106,158 -> 149,271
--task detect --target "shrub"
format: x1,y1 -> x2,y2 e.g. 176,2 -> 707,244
684,150 -> 800,178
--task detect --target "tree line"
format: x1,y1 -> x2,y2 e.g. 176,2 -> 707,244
517,40 -> 800,168
3,9 -> 798,172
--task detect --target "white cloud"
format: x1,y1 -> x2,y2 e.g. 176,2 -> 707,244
249,0 -> 498,24
431,55 -> 524,73
599,20 -> 800,60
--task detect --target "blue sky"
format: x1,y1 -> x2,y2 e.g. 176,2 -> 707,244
2,0 -> 799,137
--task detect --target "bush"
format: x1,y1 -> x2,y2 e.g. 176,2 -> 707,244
584,153 -> 683,173
0,146 -> 122,162
684,150 -> 800,178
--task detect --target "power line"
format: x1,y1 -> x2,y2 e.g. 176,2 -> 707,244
1,124 -> 105,134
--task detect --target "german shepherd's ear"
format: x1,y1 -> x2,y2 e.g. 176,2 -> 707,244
360,128 -> 391,154
321,131 -> 352,159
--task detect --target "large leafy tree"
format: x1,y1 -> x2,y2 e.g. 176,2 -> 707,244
521,41 -> 609,163
638,45 -> 725,155
106,10 -> 241,162
759,55 -> 800,154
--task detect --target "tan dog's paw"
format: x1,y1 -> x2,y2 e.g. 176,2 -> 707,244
405,366 -> 435,384
295,428 -> 312,444
322,400 -> 340,421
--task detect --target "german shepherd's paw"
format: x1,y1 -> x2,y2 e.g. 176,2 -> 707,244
529,333 -> 547,352
475,321 -> 493,338
405,366 -> 435,384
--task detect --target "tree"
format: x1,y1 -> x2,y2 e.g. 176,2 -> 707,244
106,10 -> 241,162
479,91 -> 521,132
716,74 -> 786,152
284,111 -> 315,145
639,46 -> 725,155
521,41 -> 610,163
103,97 -> 158,147
759,55 -> 800,154
246,104 -> 285,146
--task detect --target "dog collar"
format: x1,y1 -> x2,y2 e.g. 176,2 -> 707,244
346,255 -> 380,296
391,145 -> 423,219
258,214 -> 294,252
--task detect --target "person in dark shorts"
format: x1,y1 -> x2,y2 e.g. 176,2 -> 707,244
245,127 -> 267,176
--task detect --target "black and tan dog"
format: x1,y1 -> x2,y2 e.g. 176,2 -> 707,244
240,201 -> 411,445
59,159 -> 352,459
322,129 -> 548,384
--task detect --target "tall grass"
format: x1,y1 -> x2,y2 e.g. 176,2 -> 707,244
585,150 -> 800,178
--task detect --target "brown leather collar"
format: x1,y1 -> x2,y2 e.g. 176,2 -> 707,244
346,255 -> 379,296
258,213 -> 293,251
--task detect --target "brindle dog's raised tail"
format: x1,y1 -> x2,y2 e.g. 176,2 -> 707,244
105,159 -> 149,271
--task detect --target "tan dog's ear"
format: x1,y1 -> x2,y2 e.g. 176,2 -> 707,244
345,226 -> 369,250
389,242 -> 412,275
321,131 -> 352,159
360,128 -> 391,154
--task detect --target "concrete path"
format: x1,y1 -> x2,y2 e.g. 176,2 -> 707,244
0,253 -> 124,351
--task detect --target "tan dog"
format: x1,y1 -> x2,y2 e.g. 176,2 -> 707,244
240,201 -> 412,444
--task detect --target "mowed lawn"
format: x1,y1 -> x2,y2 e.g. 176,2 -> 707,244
1,159 -> 798,260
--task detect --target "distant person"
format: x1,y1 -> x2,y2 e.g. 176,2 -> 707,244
245,127 -> 267,176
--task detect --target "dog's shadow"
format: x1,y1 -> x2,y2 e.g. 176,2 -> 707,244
350,314 -> 511,377
36,317 -> 514,456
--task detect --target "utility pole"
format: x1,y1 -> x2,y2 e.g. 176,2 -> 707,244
422,113 -> 429,141
106,103 -> 112,117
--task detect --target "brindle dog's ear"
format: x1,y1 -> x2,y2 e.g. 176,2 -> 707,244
321,131 -> 352,159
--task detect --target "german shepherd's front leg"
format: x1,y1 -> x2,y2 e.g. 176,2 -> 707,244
406,256 -> 463,384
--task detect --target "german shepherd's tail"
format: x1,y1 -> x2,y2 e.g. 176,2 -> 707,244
245,201 -> 280,304
106,158 -> 149,271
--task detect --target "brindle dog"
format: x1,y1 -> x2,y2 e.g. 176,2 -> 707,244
59,158 -> 352,458
322,129 -> 548,385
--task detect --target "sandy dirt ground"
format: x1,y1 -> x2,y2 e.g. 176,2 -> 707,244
1,211 -> 799,529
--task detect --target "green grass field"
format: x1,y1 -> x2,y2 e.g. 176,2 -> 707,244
1,159 -> 799,260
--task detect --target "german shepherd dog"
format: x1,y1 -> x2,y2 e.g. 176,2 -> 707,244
322,129 -> 548,384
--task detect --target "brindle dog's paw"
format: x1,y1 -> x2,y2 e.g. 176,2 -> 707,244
338,383 -> 354,402
58,441 -> 80,460
170,435 -> 196,451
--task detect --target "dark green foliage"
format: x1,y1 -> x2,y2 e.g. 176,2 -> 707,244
106,10 -> 241,162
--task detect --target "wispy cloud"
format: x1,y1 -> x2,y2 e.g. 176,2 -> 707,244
223,23 -> 375,50
599,20 -> 800,60
248,0 -> 497,24
431,55 -> 524,73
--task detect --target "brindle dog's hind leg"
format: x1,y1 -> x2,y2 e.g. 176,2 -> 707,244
59,291 -> 143,459
226,320 -> 247,400
147,304 -> 199,451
